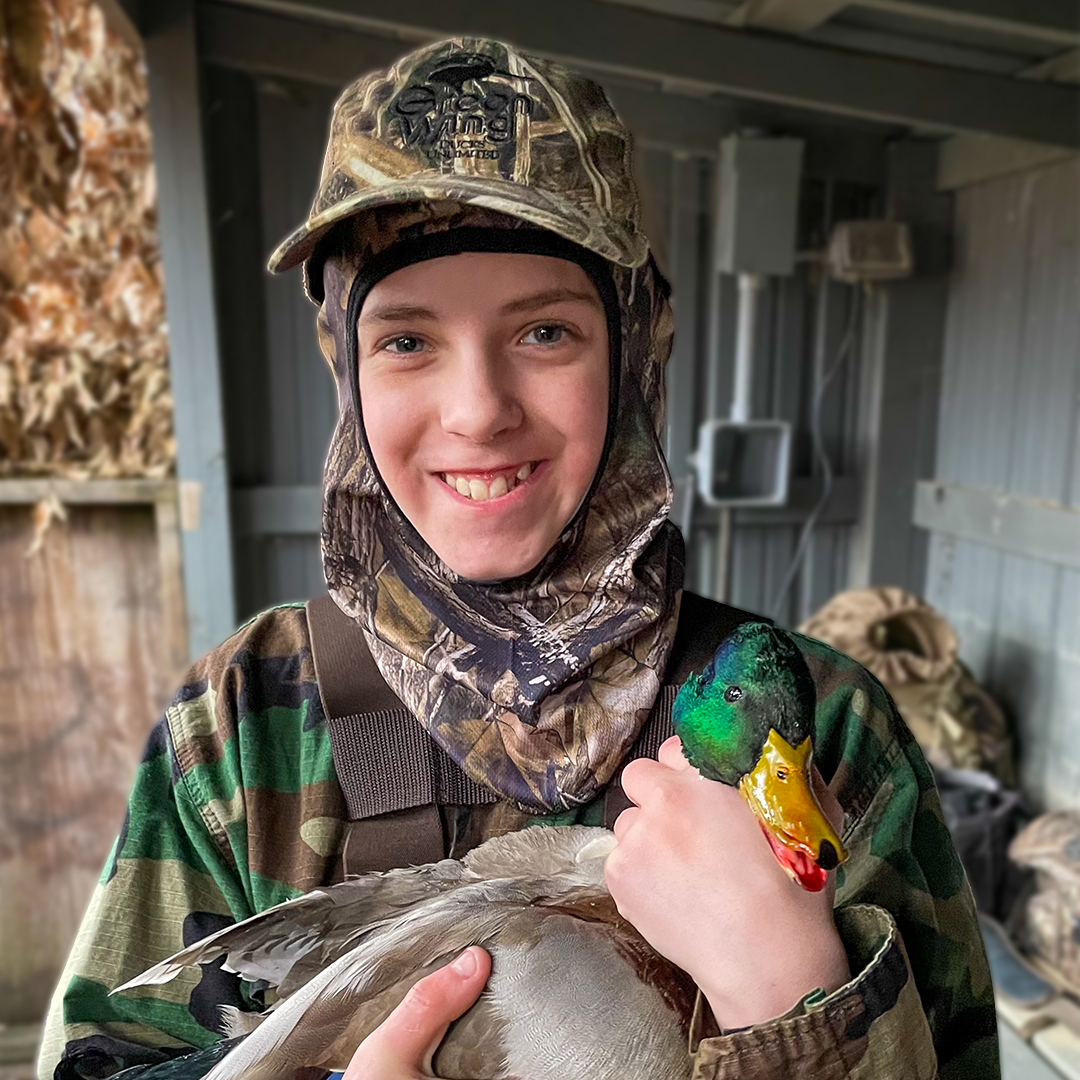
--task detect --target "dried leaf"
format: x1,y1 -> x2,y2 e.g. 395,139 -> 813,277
25,490 -> 66,555
0,0 -> 173,480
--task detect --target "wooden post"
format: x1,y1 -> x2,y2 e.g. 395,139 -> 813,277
143,0 -> 237,658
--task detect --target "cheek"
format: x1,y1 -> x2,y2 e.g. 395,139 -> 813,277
533,355 -> 610,491
358,374 -> 423,495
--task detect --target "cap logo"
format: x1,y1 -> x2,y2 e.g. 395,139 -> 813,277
389,53 -> 535,164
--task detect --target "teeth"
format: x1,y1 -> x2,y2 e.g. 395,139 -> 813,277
443,463 -> 535,501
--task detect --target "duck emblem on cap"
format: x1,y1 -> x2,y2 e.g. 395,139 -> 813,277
389,52 -> 536,164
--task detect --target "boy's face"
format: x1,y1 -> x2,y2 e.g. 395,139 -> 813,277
356,251 -> 610,581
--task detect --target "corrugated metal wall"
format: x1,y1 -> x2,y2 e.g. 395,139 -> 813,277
202,59 -> 881,628
924,156 -> 1080,809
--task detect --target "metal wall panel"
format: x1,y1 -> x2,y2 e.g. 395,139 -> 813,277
925,154 -> 1080,809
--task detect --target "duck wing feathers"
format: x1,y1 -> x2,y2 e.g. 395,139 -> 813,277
119,828 -> 694,1080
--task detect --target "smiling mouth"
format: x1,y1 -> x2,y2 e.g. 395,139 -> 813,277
439,462 -> 536,502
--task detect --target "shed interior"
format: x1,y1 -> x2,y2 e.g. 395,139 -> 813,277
52,0 -> 1080,1072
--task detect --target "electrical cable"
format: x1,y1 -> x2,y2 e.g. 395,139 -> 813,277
767,283 -> 862,622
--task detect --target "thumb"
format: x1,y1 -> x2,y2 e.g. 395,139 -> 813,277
343,947 -> 491,1078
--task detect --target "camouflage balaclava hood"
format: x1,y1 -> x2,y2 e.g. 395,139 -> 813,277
269,39 -> 685,813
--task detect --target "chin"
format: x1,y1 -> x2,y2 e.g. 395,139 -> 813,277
437,541 -> 550,583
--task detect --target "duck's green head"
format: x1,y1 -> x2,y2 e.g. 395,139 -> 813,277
672,622 -> 846,890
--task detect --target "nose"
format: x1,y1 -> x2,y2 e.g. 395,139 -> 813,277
439,343 -> 523,443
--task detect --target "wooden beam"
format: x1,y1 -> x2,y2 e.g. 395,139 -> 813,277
144,0 -> 237,659
1022,47 -> 1080,83
218,0 -> 1080,145
914,481 -> 1080,570
857,0 -> 1080,48
198,3 -> 889,180
0,478 -> 174,503
727,0 -> 850,33
937,134 -> 1075,190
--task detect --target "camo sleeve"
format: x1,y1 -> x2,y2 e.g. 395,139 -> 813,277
38,606 -> 344,1080
37,713 -> 254,1080
692,905 -> 937,1079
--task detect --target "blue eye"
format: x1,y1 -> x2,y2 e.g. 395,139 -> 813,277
385,336 -> 424,354
522,324 -> 565,346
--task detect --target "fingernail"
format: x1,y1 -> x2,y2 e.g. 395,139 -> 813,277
451,954 -> 477,980
451,948 -> 478,977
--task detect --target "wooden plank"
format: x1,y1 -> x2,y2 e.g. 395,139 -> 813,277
0,1025 -> 39,1067
0,507 -> 172,1023
0,479 -> 174,504
220,0 -> 1080,145
938,134 -> 1076,191
144,0 -> 237,657
1009,158 -> 1080,504
914,480 -> 1080,570
154,495 -> 190,681
727,0 -> 849,32
999,1020 -> 1068,1080
857,0 -> 1080,47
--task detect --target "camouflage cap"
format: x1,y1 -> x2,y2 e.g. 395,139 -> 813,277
267,38 -> 649,295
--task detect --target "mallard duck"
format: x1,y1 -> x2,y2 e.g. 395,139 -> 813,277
115,623 -> 843,1080
673,621 -> 847,892
117,826 -> 699,1080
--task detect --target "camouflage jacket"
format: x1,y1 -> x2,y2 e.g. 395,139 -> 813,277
39,602 -> 998,1080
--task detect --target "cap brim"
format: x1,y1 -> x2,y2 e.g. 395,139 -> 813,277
267,175 -> 647,282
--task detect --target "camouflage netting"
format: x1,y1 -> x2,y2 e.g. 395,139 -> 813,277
0,0 -> 173,479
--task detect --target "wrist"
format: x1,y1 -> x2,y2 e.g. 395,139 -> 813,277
697,924 -> 850,1030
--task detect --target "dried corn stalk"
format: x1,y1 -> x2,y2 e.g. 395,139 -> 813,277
0,0 -> 174,479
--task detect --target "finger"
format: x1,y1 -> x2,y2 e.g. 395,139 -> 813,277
618,757 -> 667,805
612,804 -> 640,840
656,736 -> 691,772
344,947 -> 490,1078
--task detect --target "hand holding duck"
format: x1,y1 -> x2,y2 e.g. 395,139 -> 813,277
606,735 -> 849,1029
606,622 -> 851,1028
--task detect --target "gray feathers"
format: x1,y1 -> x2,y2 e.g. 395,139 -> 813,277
116,827 -> 694,1080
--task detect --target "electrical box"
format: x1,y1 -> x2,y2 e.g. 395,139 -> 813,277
716,135 -> 805,277
691,419 -> 792,508
828,220 -> 913,283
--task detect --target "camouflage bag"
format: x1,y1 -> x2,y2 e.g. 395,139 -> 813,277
800,587 -> 1015,785
1010,811 -> 1080,994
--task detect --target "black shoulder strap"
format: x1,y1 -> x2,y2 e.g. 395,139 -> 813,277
305,596 -> 498,822
306,594 -> 403,716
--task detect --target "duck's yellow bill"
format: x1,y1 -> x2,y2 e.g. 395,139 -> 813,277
737,729 -> 848,892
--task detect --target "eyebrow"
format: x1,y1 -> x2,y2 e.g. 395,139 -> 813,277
360,287 -> 602,325
498,287 -> 602,315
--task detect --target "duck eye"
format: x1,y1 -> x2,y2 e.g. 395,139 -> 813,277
776,767 -> 789,781
723,685 -> 742,703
